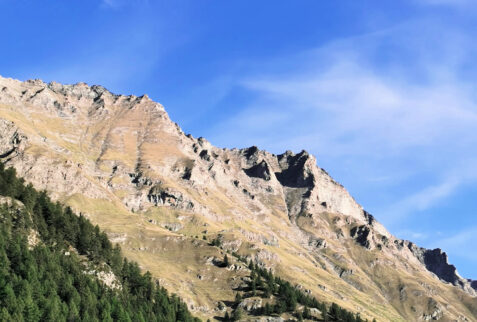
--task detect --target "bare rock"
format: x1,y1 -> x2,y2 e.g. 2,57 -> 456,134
238,297 -> 262,311
244,160 -> 272,181
408,243 -> 476,295
421,298 -> 443,321
309,237 -> 327,249
350,225 -> 374,249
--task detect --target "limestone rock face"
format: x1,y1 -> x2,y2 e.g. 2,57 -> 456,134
0,75 -> 476,321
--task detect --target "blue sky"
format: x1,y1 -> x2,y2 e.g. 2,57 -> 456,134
1,0 -> 476,278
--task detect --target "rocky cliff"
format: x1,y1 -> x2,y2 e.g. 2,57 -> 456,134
0,75 -> 476,321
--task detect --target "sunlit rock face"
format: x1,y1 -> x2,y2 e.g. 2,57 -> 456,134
1,75 -> 476,321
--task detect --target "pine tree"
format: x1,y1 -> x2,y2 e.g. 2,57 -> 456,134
251,278 -> 257,296
232,307 -> 243,321
263,303 -> 272,315
248,260 -> 254,270
274,300 -> 286,314
286,292 -> 297,311
23,296 -> 40,322
0,308 -> 12,321
235,292 -> 242,305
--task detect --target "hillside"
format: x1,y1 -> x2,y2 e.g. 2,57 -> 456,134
0,75 -> 476,321
0,163 -> 370,322
0,163 -> 198,321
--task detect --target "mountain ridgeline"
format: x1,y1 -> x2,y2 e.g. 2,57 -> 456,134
0,75 -> 476,321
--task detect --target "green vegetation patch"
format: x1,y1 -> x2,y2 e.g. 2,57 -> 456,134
0,164 -> 199,322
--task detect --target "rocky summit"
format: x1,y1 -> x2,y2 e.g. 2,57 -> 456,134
0,75 -> 476,321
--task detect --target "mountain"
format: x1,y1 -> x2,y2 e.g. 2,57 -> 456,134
0,75 -> 476,321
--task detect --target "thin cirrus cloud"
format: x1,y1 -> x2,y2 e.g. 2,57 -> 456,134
101,0 -> 116,7
207,19 -> 477,230
101,0 -> 148,9
400,225 -> 477,268
416,0 -> 472,6
383,161 -> 477,226
433,226 -> 477,264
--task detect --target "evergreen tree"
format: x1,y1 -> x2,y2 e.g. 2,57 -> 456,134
235,292 -> 242,305
232,307 -> 243,321
263,303 -> 272,315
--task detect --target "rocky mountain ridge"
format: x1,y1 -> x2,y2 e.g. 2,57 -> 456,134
0,75 -> 476,321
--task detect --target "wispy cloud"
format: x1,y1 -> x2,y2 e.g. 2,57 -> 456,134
101,0 -> 149,9
434,227 -> 477,256
207,19 -> 477,228
398,225 -> 477,278
396,229 -> 429,242
384,159 -> 477,224
415,0 -> 472,7
101,0 -> 117,8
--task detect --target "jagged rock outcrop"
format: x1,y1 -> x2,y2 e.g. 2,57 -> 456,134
0,75 -> 476,322
350,225 -> 373,249
407,243 -> 476,296
0,119 -> 26,161
276,150 -> 314,188
244,160 -> 272,181
471,280 -> 477,291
